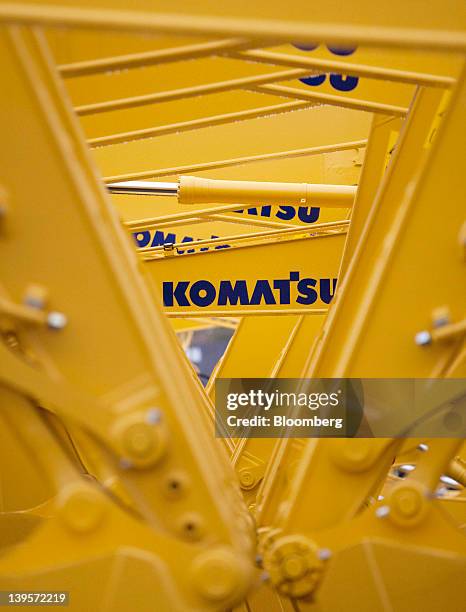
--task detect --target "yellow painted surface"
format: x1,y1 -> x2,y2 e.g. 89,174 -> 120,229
0,5 -> 464,611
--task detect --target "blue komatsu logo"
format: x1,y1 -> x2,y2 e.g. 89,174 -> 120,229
133,230 -> 229,253
232,205 -> 320,223
163,272 -> 337,308
133,207 -> 323,252
292,43 -> 359,92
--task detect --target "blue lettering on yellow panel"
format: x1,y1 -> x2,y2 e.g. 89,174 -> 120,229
293,43 -> 359,92
132,206 -> 322,252
163,273 -> 337,308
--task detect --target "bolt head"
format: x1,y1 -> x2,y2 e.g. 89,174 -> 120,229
24,295 -> 45,309
260,571 -> 270,583
415,330 -> 431,346
47,311 -> 67,330
146,408 -> 162,424
375,505 -> 390,519
317,548 -> 332,561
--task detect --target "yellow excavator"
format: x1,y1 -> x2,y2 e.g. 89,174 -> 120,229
0,2 -> 465,610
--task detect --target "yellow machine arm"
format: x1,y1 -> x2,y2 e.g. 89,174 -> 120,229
0,25 -> 255,611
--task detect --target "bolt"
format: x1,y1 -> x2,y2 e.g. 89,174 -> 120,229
119,457 -> 133,469
24,296 -> 45,309
255,554 -> 263,566
146,408 -> 162,424
415,330 -> 431,346
260,572 -> 270,583
47,311 -> 67,330
375,505 -> 390,519
417,443 -> 429,452
317,548 -> 332,561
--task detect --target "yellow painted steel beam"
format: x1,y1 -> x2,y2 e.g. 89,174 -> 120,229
252,79 -> 466,605
82,89 -> 304,145
250,83 -> 409,116
305,86 -> 464,378
65,54 -> 412,146
267,42 -> 464,79
255,86 -> 449,531
50,40 -> 436,150
139,220 -> 349,259
125,203 -> 303,232
74,67 -> 313,116
92,105 -> 372,183
102,140 -> 367,182
59,37 -> 253,77
88,99 -> 314,148
0,24 -> 254,608
339,114 -> 402,275
62,45 -> 413,144
232,49 -> 456,88
0,1 -> 465,52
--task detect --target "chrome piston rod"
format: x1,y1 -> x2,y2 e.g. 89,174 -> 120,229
107,181 -> 179,196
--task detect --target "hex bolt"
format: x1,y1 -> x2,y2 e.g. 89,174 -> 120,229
47,311 -> 68,330
414,330 -> 431,346
119,457 -> 133,470
25,295 -> 45,309
146,408 -> 162,425
317,548 -> 332,561
260,572 -> 270,583
375,505 -> 390,519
